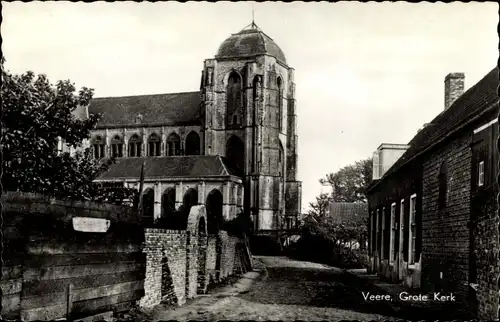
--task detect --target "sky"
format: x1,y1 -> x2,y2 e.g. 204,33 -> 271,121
3,2 -> 498,213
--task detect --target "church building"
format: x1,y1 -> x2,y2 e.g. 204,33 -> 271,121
84,23 -> 302,234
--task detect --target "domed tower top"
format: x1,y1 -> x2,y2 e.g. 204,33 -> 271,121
215,23 -> 287,65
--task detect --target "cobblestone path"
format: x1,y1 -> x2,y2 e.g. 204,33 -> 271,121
148,256 -> 400,321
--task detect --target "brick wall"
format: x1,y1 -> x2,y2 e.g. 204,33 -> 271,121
140,228 -> 249,309
206,235 -> 218,283
140,229 -> 187,307
422,133 -> 472,299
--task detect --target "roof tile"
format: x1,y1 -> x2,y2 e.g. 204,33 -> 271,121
97,155 -> 236,180
88,91 -> 202,128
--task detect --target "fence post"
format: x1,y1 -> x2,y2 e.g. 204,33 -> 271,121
67,283 -> 73,319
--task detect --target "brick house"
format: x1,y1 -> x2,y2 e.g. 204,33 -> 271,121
366,67 -> 499,319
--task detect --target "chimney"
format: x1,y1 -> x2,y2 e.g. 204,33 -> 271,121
372,143 -> 409,180
444,73 -> 465,110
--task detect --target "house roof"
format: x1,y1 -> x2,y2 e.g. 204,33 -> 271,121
327,202 -> 368,224
216,25 -> 287,65
88,91 -> 202,128
96,155 -> 236,180
368,67 -> 499,192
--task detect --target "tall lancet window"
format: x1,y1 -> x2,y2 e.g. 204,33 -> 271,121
226,71 -> 243,128
92,136 -> 105,159
166,133 -> 181,156
277,77 -> 283,131
111,135 -> 124,158
278,141 -> 285,178
128,134 -> 142,157
148,133 -> 161,156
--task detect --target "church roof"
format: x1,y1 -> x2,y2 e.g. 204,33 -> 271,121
216,25 -> 287,65
96,155 -> 237,180
88,91 -> 202,128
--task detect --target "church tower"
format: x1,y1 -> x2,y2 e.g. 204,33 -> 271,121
199,23 -> 302,233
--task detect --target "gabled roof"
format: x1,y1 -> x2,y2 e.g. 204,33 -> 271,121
88,91 -> 202,128
96,155 -> 237,180
368,67 -> 499,192
327,202 -> 368,224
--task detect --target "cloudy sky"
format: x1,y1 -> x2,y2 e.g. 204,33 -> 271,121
3,2 -> 498,212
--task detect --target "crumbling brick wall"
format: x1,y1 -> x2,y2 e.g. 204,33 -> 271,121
140,229 -> 187,307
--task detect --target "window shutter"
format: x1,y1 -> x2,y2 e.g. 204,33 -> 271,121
415,196 -> 422,263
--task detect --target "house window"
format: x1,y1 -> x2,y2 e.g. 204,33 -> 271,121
375,210 -> 379,256
92,136 -> 105,159
111,135 -> 123,158
390,203 -> 397,265
399,199 -> 404,261
128,134 -> 142,157
409,194 -> 417,265
438,162 -> 448,209
381,207 -> 386,259
148,133 -> 161,156
478,161 -> 484,187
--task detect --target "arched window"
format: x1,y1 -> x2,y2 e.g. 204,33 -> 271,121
148,133 -> 161,156
111,135 -> 123,158
162,188 -> 176,218
92,136 -> 105,159
438,162 -> 448,210
185,131 -> 201,156
278,141 -> 285,178
226,71 -> 243,127
128,134 -> 142,157
277,77 -> 283,131
226,135 -> 245,177
166,133 -> 181,156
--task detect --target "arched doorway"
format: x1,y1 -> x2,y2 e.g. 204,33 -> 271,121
206,189 -> 224,235
185,131 -> 201,155
161,188 -> 176,218
183,188 -> 198,216
143,188 -> 155,219
226,135 -> 245,177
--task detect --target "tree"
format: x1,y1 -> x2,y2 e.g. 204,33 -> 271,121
306,192 -> 332,219
320,157 -> 373,203
2,68 -> 129,202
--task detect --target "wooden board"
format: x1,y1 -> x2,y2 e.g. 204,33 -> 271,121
22,269 -> 145,297
23,262 -> 145,281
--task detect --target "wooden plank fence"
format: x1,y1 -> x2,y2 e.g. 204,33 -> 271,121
1,192 -> 146,321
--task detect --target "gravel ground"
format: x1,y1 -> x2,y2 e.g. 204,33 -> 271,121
148,256 -> 400,321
